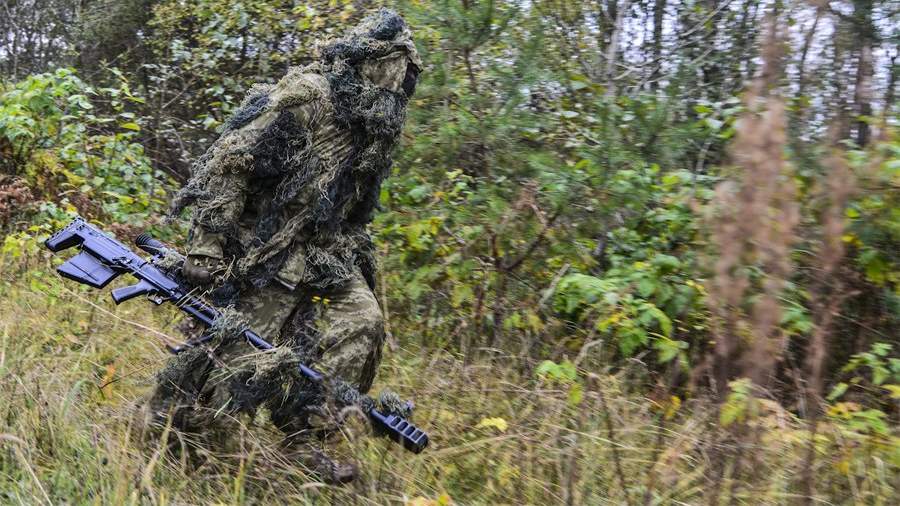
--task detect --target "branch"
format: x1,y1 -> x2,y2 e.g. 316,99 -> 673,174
501,208 -> 561,273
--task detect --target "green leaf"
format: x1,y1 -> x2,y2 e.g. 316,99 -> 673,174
704,118 -> 723,131
827,382 -> 848,401
720,403 -> 741,427
536,359 -> 577,383
640,304 -> 672,337
535,360 -> 557,378
451,284 -> 474,308
618,328 -> 648,356
655,338 -> 687,364
475,417 -> 508,432
120,122 -> 141,131
883,385 -> 900,399
407,185 -> 431,202
651,254 -> 680,273
558,360 -> 577,382
855,409 -> 889,435
873,366 -> 889,386
661,174 -> 681,187
567,383 -> 584,406
889,358 -> 900,373
637,277 -> 656,297
872,343 -> 891,356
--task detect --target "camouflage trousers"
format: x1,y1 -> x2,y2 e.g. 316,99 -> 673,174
143,267 -> 384,440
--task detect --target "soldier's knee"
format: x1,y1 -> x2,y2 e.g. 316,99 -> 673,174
351,281 -> 383,329
336,281 -> 384,340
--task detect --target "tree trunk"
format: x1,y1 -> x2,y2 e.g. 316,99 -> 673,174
699,0 -> 723,102
852,0 -> 875,147
796,7 -> 822,101
854,43 -> 874,146
886,47 -> 899,117
604,0 -> 631,95
650,0 -> 666,90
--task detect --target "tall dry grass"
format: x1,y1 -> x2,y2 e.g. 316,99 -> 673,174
0,247 -> 895,504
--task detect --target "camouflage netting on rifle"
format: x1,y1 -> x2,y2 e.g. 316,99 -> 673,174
152,346 -> 210,402
153,248 -> 184,273
210,304 -> 317,411
377,389 -> 413,418
208,306 -> 249,342
331,378 -> 376,414
217,350 -> 408,431
329,379 -> 412,418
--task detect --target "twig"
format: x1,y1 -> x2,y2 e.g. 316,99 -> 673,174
574,338 -> 604,369
97,361 -> 160,390
538,262 -> 570,309
502,209 -> 562,273
591,374 -> 634,506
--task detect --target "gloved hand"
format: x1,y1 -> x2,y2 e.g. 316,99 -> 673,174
182,255 -> 224,285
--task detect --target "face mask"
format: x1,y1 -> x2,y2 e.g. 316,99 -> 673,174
359,52 -> 409,93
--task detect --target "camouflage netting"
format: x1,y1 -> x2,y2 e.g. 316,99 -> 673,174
225,88 -> 272,131
216,347 -> 308,415
377,389 -> 413,418
329,380 -> 413,418
170,7 -> 419,293
151,9 -> 418,443
153,247 -> 185,273
208,306 -> 249,342
331,378 -> 376,414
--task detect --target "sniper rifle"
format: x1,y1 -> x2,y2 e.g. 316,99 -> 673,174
43,216 -> 428,454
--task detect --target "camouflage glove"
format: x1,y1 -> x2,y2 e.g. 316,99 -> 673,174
182,255 -> 225,285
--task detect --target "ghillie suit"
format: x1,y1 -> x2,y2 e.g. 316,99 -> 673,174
144,9 -> 420,481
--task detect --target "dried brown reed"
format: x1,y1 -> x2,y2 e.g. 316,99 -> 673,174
705,12 -> 801,503
800,140 -> 856,503
708,12 -> 797,399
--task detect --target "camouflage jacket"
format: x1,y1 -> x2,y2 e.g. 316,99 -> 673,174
182,62 -> 390,291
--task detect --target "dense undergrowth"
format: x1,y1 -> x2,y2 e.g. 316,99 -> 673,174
1,252 -> 896,504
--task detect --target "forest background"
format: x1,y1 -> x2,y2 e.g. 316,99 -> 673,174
0,0 -> 898,504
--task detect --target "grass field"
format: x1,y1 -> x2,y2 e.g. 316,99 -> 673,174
1,251 -> 896,505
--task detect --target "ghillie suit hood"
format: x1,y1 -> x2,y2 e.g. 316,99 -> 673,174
170,8 -> 420,296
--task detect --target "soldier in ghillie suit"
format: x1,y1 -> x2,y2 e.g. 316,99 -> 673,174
143,8 -> 420,483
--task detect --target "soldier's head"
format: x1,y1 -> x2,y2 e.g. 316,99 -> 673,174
319,8 -> 421,98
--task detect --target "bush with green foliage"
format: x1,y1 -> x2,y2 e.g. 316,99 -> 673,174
0,68 -> 167,231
